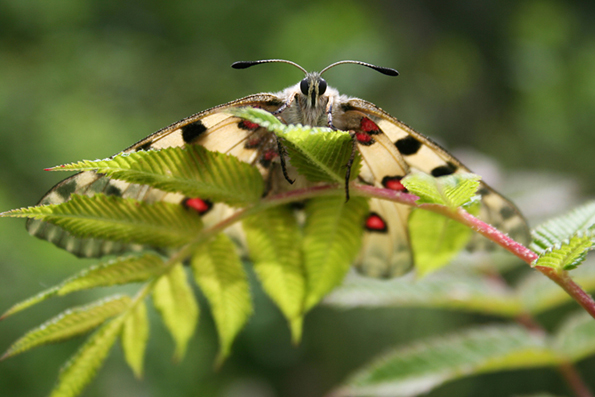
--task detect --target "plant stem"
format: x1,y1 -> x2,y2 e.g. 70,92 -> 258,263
448,206 -> 595,321
558,362 -> 595,397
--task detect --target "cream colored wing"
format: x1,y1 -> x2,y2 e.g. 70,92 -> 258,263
27,94 -> 286,257
333,98 -> 530,277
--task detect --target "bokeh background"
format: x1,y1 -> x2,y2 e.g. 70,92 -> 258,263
1,1 -> 594,396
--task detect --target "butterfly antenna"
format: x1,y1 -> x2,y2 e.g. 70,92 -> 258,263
232,59 -> 308,74
320,60 -> 399,76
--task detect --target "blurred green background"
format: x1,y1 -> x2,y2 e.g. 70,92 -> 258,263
1,0 -> 594,396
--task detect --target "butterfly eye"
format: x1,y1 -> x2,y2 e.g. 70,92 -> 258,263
300,78 -> 309,95
318,78 -> 327,95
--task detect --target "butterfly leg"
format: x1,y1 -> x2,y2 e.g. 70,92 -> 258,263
342,132 -> 359,202
326,101 -> 354,201
272,93 -> 297,115
275,135 -> 295,184
326,103 -> 337,130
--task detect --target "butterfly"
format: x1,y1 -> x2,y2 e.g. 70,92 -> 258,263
26,59 -> 530,278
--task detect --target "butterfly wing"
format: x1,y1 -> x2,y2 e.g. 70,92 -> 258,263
26,94 -> 286,257
333,98 -> 531,277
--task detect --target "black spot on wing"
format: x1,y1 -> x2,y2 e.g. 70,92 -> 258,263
341,103 -> 355,112
181,120 -> 207,143
431,162 -> 457,177
106,184 -> 122,197
136,141 -> 153,152
477,187 -> 490,196
395,136 -> 422,155
266,99 -> 284,107
500,206 -> 517,220
56,179 -> 78,201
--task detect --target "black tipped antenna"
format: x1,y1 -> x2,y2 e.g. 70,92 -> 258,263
231,59 -> 308,74
320,60 -> 399,76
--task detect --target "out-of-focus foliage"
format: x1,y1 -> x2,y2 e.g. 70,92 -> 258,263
1,0 -> 594,396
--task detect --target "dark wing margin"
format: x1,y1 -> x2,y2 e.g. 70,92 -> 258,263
27,94 -> 285,258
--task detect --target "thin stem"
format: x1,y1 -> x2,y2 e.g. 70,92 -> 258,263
445,206 -> 595,320
558,362 -> 595,397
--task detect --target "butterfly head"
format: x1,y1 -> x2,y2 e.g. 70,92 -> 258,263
299,72 -> 327,109
232,59 -> 398,124
232,60 -> 397,99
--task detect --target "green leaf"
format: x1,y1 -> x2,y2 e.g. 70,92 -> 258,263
281,125 -> 361,184
531,201 -> 595,255
532,234 -> 593,270
554,311 -> 595,362
325,269 -> 523,317
48,146 -> 264,206
518,257 -> 595,314
231,107 -> 361,184
152,264 -> 199,361
49,315 -> 126,397
191,233 -> 252,365
303,196 -> 368,311
1,296 -> 130,360
332,325 -> 561,397
242,205 -> 306,342
1,254 -> 164,319
3,194 -> 203,247
401,172 -> 481,208
409,208 -> 474,277
121,300 -> 149,378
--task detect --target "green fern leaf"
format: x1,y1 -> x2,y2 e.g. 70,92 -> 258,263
531,201 -> 595,255
325,269 -> 522,317
280,125 -> 361,184
243,205 -> 306,342
533,234 -> 593,270
152,264 -> 199,362
332,325 -> 560,397
3,194 -> 203,247
48,146 -> 264,206
231,107 -> 361,183
554,311 -> 595,362
409,208 -> 474,277
2,295 -> 130,360
401,172 -> 481,209
49,314 -> 126,397
1,254 -> 164,319
303,196 -> 368,311
191,233 -> 252,365
228,107 -> 285,134
121,300 -> 149,378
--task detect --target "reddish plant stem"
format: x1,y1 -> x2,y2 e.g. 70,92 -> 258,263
264,184 -> 595,320
449,206 -> 595,321
351,184 -> 594,396
558,362 -> 595,397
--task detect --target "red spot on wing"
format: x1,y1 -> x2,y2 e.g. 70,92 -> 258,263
355,132 -> 373,144
360,117 -> 380,134
263,150 -> 278,161
382,176 -> 408,192
245,138 -> 261,148
365,212 -> 388,232
239,120 -> 260,130
184,198 -> 213,215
